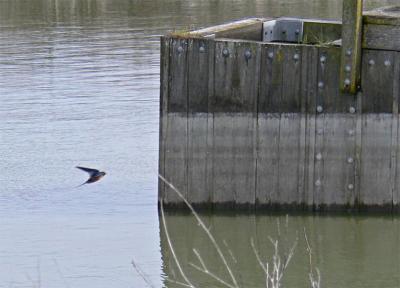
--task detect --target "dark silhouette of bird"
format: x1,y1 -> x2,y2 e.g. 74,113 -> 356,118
76,166 -> 106,187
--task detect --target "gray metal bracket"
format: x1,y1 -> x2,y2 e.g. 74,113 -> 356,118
263,18 -> 304,43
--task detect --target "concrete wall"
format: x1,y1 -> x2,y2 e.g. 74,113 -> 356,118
159,36 -> 400,212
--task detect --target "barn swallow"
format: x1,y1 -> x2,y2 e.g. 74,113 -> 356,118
76,166 -> 106,187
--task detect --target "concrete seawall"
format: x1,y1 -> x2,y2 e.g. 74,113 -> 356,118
159,10 -> 400,212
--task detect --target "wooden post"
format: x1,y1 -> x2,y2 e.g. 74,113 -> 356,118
340,0 -> 363,94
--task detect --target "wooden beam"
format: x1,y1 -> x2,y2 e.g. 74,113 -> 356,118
340,0 -> 363,94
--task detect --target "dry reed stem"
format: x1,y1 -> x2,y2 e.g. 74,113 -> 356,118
159,174 -> 239,288
191,247 -> 236,287
165,277 -> 193,287
304,228 -> 321,288
131,259 -> 157,288
160,200 -> 197,288
250,233 -> 297,288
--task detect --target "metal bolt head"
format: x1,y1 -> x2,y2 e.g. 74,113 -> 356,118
244,50 -> 252,60
316,105 -> 323,113
268,51 -> 274,59
177,46 -> 184,53
293,53 -> 300,61
348,184 -> 354,190
222,48 -> 229,57
368,59 -> 375,66
346,49 -> 352,56
316,153 -> 322,160
345,65 -> 351,72
318,81 -> 324,89
295,29 -> 300,35
344,78 -> 351,87
199,46 -> 205,53
384,60 -> 391,67
347,157 -> 354,164
315,179 -> 321,187
348,129 -> 354,136
320,55 -> 326,64
349,106 -> 356,114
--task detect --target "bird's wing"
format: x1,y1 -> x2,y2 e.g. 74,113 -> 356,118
76,166 -> 99,176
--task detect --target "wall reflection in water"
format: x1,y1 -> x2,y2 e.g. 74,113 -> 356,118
160,212 -> 399,288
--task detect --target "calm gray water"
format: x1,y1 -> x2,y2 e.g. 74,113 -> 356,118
0,0 -> 399,287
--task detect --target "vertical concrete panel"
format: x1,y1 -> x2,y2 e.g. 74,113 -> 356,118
187,114 -> 209,204
257,44 -> 282,205
278,113 -> 302,204
277,46 -> 303,204
394,52 -> 400,209
212,41 -> 259,206
187,39 -> 212,204
206,42 -> 215,205
360,50 -> 395,207
159,36 -> 170,200
256,114 -> 280,205
212,113 -> 235,204
313,114 -> 325,208
164,38 -> 188,203
317,47 -> 357,207
232,115 -> 257,205
322,115 -> 356,206
304,46 -> 319,207
212,41 -> 235,205
360,114 -> 392,205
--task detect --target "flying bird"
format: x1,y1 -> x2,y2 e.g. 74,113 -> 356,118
76,166 -> 106,187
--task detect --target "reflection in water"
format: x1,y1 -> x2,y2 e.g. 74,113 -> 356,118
161,213 -> 400,288
1,0 -> 400,287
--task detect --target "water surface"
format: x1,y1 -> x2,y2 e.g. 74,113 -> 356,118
0,0 -> 399,287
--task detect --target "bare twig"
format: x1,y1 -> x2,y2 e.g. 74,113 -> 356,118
131,258 -> 157,288
251,234 -> 297,288
189,263 -> 236,288
250,238 -> 268,275
223,240 -> 238,264
304,228 -> 321,288
160,200 -> 197,288
165,277 -> 193,288
159,174 -> 239,288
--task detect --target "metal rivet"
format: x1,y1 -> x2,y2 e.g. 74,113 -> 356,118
268,51 -> 274,59
222,48 -> 230,57
320,55 -> 326,64
345,65 -> 351,72
295,29 -> 300,35
346,49 -> 352,56
349,106 -> 356,114
318,81 -> 324,89
199,46 -> 205,53
347,157 -> 354,164
317,128 -> 324,135
315,180 -> 321,187
293,53 -> 300,61
344,78 -> 351,87
317,105 -> 323,113
384,60 -> 391,67
348,184 -> 354,190
368,59 -> 375,66
177,46 -> 184,53
348,129 -> 354,136
316,153 -> 322,160
244,50 -> 252,60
